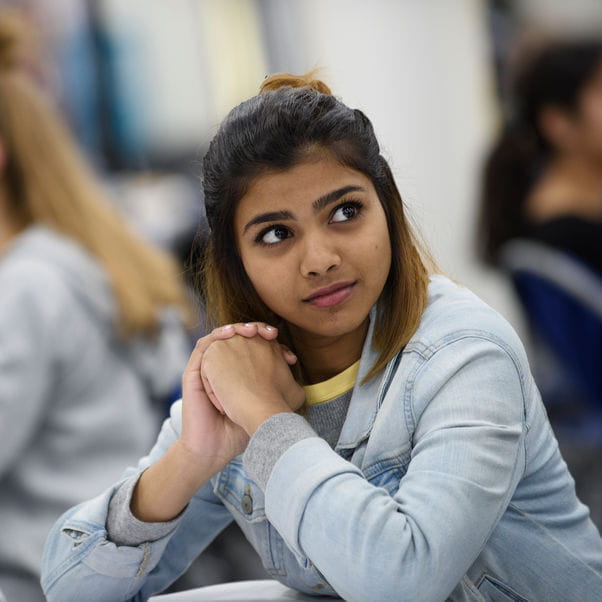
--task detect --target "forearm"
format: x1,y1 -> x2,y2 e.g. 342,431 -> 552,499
131,439 -> 225,522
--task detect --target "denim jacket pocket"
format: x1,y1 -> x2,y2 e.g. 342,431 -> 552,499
42,520 -> 106,592
214,459 -> 286,577
477,575 -> 529,602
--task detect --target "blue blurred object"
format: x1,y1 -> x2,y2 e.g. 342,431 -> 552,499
500,239 -> 602,440
500,239 -> 602,528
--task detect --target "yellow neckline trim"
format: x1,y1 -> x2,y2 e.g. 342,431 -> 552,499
303,360 -> 360,405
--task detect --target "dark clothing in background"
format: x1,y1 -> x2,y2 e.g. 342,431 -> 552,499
526,215 -> 602,276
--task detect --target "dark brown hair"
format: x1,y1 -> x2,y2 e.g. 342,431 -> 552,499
197,71 -> 430,383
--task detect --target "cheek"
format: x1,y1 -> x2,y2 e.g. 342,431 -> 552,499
242,257 -> 290,310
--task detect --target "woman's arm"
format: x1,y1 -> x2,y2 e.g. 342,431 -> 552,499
41,400 -> 234,602
255,337 -> 527,601
42,323 -> 296,601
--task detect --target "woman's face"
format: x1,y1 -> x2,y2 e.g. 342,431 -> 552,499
234,156 -> 392,348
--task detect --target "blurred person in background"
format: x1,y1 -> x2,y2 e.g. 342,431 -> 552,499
479,38 -> 602,277
0,11 -> 192,601
478,39 -> 602,526
42,71 -> 602,601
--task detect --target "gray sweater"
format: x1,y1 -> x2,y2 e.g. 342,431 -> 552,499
0,226 -> 190,602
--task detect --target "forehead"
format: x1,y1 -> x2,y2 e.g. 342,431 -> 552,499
235,158 -> 373,219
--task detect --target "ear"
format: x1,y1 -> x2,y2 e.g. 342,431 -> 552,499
538,105 -> 578,152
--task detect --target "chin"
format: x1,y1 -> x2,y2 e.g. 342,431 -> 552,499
296,310 -> 369,339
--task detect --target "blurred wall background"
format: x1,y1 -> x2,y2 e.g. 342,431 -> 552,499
1,0 -> 507,324
4,0 -> 602,341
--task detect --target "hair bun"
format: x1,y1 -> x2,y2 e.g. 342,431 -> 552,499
0,9 -> 28,73
260,70 -> 332,95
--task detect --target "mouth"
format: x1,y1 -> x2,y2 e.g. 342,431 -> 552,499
302,281 -> 357,308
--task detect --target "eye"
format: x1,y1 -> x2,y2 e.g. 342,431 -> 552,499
330,200 -> 363,223
256,225 -> 292,245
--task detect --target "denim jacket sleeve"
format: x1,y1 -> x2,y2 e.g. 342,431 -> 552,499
263,334 -> 527,602
41,401 -> 233,602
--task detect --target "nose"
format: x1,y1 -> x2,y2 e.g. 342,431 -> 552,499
299,232 -> 341,277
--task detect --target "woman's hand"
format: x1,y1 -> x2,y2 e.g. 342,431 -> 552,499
131,322 -> 291,523
200,332 -> 306,437
179,323 -> 295,471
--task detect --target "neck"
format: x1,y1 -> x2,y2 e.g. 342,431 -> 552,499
528,155 -> 602,221
288,317 -> 369,384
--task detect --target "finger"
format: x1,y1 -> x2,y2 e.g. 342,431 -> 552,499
211,324 -> 238,339
228,322 -> 279,340
183,335 -> 212,380
257,323 -> 279,340
191,327 -> 232,360
212,322 -> 258,339
279,344 -> 298,365
183,329 -> 234,390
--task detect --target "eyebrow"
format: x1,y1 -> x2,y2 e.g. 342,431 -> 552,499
242,185 -> 365,234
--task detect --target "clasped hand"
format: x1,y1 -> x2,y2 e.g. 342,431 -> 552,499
179,322 -> 305,469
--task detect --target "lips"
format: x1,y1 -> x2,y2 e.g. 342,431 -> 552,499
303,281 -> 357,308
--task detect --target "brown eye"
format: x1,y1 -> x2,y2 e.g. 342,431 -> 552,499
258,225 -> 291,245
331,201 -> 363,223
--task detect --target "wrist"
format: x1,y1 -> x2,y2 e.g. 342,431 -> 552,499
131,441 -> 218,523
173,437 -> 231,477
243,399 -> 293,436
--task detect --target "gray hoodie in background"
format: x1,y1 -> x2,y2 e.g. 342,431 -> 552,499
0,225 -> 191,602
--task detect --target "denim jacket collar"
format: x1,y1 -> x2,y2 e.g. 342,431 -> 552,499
335,306 -> 402,452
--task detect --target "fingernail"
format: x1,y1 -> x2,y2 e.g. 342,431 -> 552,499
244,323 -> 253,328
265,325 -> 275,332
221,324 -> 233,331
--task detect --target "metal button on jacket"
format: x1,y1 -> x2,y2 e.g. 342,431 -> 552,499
241,485 -> 253,515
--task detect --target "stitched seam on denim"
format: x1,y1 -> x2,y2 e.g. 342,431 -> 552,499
405,333 -> 529,436
400,334 -> 529,541
43,527 -> 106,591
135,543 -> 152,577
476,574 -> 529,602
458,574 -> 482,598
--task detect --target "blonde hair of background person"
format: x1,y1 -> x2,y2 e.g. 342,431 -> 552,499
0,10 -> 192,335
0,10 -> 193,602
42,71 -> 602,601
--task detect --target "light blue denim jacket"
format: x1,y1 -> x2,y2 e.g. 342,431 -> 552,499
41,276 -> 602,601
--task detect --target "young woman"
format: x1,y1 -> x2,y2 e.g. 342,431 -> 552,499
0,12 -> 191,601
479,40 -> 602,274
42,72 -> 602,601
